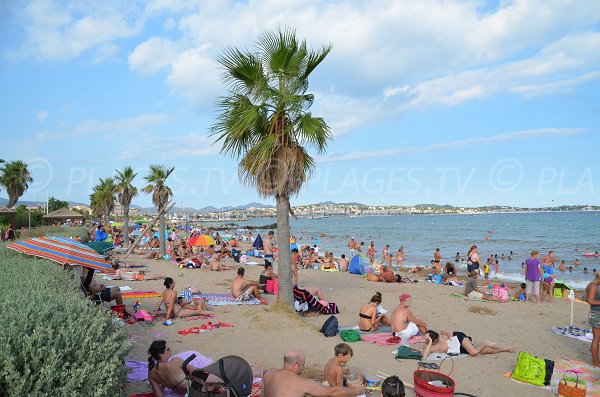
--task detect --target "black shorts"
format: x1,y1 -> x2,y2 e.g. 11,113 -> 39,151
452,331 -> 473,354
264,255 -> 274,266
99,288 -> 112,301
467,263 -> 479,273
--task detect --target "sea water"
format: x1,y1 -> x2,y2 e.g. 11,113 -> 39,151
237,211 -> 600,289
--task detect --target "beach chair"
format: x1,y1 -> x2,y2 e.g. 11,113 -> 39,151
293,286 -> 339,314
182,354 -> 253,397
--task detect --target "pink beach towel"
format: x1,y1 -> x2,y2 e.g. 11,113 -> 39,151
361,333 -> 427,346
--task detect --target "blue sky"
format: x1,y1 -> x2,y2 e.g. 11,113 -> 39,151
1,0 -> 599,209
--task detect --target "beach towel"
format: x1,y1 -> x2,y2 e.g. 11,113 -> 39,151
293,286 -> 339,314
192,293 -> 264,305
552,326 -> 593,342
178,321 -> 234,335
123,291 -> 161,299
126,351 -> 213,382
363,333 -> 426,346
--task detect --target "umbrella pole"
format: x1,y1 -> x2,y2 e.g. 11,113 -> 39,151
123,202 -> 175,259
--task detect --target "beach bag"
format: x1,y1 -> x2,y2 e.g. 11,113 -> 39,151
557,370 -> 586,397
413,358 -> 455,397
510,351 -> 554,386
493,285 -> 509,302
266,278 -> 279,296
396,346 -> 423,360
320,315 -> 339,337
340,330 -> 361,342
111,304 -> 128,319
132,309 -> 153,322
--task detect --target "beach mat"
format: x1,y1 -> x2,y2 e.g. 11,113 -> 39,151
552,326 -> 593,342
193,293 -> 263,305
339,325 -> 392,334
122,291 -> 161,299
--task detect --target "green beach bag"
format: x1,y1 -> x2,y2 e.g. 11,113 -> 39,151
510,351 -> 554,386
340,330 -> 361,342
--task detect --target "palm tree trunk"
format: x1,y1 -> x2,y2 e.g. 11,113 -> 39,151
158,211 -> 166,257
123,207 -> 130,249
276,194 -> 293,305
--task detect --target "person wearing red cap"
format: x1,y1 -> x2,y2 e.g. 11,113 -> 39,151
390,294 -> 428,345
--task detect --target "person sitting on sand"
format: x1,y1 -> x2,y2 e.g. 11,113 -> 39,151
422,330 -> 514,358
263,349 -> 363,397
231,267 -> 262,301
81,267 -> 123,304
209,252 -> 233,271
260,263 -> 279,293
148,340 -> 226,396
444,262 -> 456,276
391,294 -> 427,344
324,343 -> 354,387
513,283 -> 526,301
359,292 -> 390,332
338,254 -> 348,272
464,271 -> 497,301
152,277 -> 213,319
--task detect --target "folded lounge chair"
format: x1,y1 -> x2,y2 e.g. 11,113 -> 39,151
293,286 -> 339,315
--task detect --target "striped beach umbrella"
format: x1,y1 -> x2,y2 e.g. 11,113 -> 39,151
7,236 -> 115,274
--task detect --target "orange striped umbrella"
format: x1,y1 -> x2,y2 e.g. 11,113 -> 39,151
7,236 -> 115,274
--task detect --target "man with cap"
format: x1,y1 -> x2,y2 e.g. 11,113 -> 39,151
390,294 -> 428,345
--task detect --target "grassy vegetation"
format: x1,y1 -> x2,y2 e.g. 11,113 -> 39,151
0,245 -> 130,396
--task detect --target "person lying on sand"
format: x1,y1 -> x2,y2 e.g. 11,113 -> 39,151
391,294 -> 427,344
422,330 -> 514,357
231,267 -> 261,301
209,252 -> 234,271
263,349 -> 363,397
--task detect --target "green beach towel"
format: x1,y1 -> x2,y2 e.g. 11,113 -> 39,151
340,330 -> 361,342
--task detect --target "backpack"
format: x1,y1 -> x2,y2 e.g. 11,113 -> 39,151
320,315 -> 339,337
510,351 -> 554,386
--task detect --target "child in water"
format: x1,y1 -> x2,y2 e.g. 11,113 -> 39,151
483,263 -> 491,280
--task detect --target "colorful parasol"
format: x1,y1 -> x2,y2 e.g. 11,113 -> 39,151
188,235 -> 216,247
7,236 -> 115,273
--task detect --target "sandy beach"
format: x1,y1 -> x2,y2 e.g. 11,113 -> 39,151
118,250 -> 594,397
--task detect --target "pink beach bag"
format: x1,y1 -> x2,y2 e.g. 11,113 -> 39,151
266,278 -> 279,296
493,285 -> 509,302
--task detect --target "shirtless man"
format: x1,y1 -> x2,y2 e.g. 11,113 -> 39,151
422,330 -> 514,358
542,251 -> 555,268
347,238 -> 357,257
81,267 -> 123,304
231,267 -> 261,301
263,349 -> 362,397
263,231 -> 275,267
433,248 -> 442,266
324,343 -> 353,387
390,294 -> 427,344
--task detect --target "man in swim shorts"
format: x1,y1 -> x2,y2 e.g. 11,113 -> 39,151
390,294 -> 427,345
231,267 -> 262,301
263,231 -> 275,267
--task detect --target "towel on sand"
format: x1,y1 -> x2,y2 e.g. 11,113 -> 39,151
552,326 -> 593,342
123,291 -> 161,299
362,333 -> 426,346
193,293 -> 263,305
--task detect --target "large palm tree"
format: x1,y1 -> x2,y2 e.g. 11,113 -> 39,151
115,166 -> 138,248
0,160 -> 33,208
211,28 -> 333,305
142,165 -> 174,257
90,178 -> 116,226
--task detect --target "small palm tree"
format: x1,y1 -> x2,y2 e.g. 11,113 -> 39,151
90,178 -> 116,226
115,166 -> 138,248
142,165 -> 174,257
211,28 -> 333,305
0,160 -> 34,208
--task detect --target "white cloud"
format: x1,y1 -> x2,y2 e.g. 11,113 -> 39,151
37,110 -> 48,122
19,0 -> 144,60
320,128 -> 585,162
128,37 -> 184,74
113,132 -> 218,161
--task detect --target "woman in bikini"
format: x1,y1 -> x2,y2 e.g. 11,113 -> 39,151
148,340 -> 226,396
152,277 -> 213,319
358,292 -> 390,332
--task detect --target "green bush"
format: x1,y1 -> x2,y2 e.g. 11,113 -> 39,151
0,246 -> 131,396
16,226 -> 90,243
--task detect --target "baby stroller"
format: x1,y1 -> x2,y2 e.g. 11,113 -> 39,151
182,354 -> 253,397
